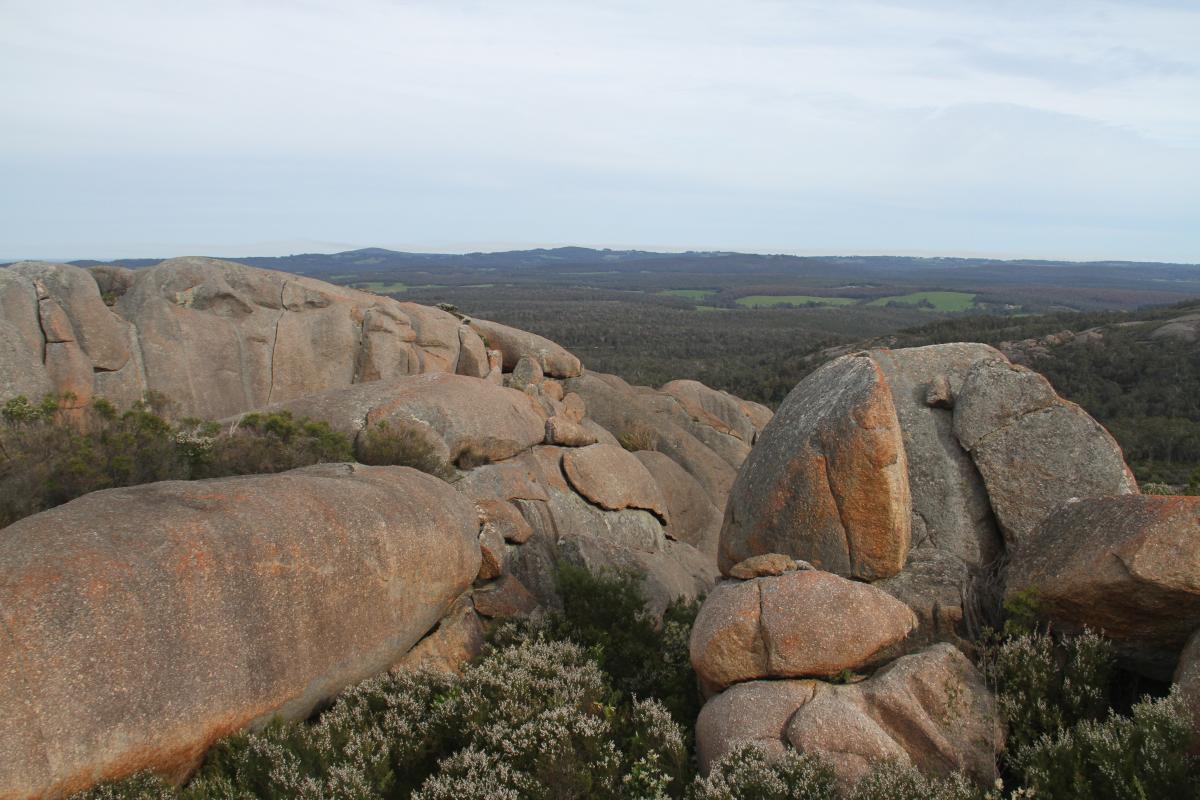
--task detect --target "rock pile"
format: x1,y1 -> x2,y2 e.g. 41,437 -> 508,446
691,341 -> 1200,792
0,257 -> 773,799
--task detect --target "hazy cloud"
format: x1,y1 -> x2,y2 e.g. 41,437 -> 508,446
1,0 -> 1197,260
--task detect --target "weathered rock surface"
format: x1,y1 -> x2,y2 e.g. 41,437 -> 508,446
696,680 -> 818,771
0,464 -> 480,799
876,548 -> 978,651
563,444 -> 670,522
696,644 -> 999,788
1007,495 -> 1200,675
690,571 -> 916,691
727,553 -> 811,580
636,450 -> 723,556
719,354 -> 911,580
660,379 -> 770,445
784,644 -> 999,789
544,415 -> 598,447
472,573 -> 539,618
244,373 -> 546,467
954,359 -> 1137,545
394,594 -> 485,676
564,371 -> 738,501
869,345 -> 1002,569
0,258 -> 494,420
468,317 -> 582,378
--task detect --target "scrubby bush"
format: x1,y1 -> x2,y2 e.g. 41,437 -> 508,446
354,420 -> 453,479
849,762 -> 985,800
1,395 -> 461,528
618,421 -> 659,452
1013,689 -> 1200,799
686,745 -> 838,800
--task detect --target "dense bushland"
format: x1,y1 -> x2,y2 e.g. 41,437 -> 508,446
0,394 -> 450,528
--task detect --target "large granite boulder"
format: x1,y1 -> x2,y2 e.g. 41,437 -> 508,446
718,354 -> 911,580
562,443 -> 670,521
467,317 -> 582,378
660,379 -> 771,445
238,373 -> 547,468
954,359 -> 1137,546
690,570 -> 916,692
695,645 -> 999,791
784,644 -> 999,790
869,345 -> 1002,570
1006,494 -> 1200,676
0,464 -> 480,799
0,259 -> 495,420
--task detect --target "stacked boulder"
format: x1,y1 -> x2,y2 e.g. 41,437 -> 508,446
0,258 -> 773,798
693,343 -> 1166,791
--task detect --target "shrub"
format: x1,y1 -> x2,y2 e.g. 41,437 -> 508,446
849,762 -> 985,800
353,420 -> 453,479
618,422 -> 659,452
1013,689 -> 1200,799
198,411 -> 353,478
980,629 -> 1115,754
686,744 -> 838,800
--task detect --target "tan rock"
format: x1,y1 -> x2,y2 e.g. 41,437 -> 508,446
0,464 -> 480,799
454,325 -> 489,378
468,317 -> 582,378
394,594 -> 485,676
727,553 -> 809,580
635,450 -> 723,556
563,444 -> 670,522
562,391 -> 587,422
478,524 -> 508,580
541,379 -> 564,402
785,644 -> 1000,790
689,571 -> 915,692
719,354 -> 911,580
696,680 -> 817,771
545,415 -> 599,447
476,498 -> 535,544
510,355 -> 544,389
1007,494 -> 1200,676
472,573 -> 538,618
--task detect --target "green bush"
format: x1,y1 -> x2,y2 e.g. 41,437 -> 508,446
686,745 -> 838,800
849,763 -> 984,800
196,410 -> 353,478
354,420 -> 453,479
1013,689 -> 1200,799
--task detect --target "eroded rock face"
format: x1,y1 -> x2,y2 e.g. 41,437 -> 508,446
784,644 -> 999,790
719,354 -> 911,580
689,571 -> 916,692
1007,494 -> 1200,676
660,379 -> 770,445
243,373 -> 547,467
0,464 -> 480,799
563,443 -> 670,522
0,258 -> 495,420
468,317 -> 582,378
954,359 -> 1137,546
636,450 -> 723,556
869,345 -> 1002,570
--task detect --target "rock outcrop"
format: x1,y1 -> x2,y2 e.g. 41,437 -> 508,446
468,317 -> 582,379
0,464 -> 480,799
690,570 -> 915,692
1007,494 -> 1200,676
0,257 -> 498,420
696,644 -> 999,790
953,359 -> 1137,546
562,443 -> 670,521
719,353 -> 911,580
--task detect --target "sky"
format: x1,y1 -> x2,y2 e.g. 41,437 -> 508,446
1,0 -> 1198,263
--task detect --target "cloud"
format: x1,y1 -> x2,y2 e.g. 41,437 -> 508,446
0,0 -> 1196,260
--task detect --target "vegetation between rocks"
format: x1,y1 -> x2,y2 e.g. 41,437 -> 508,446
0,394 -> 450,528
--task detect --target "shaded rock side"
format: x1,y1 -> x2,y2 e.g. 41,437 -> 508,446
689,571 -> 916,692
1006,494 -> 1200,676
659,379 -> 771,445
869,344 -> 1002,569
953,359 -> 1137,546
1173,628 -> 1200,753
238,373 -> 546,467
718,353 -> 911,580
635,450 -> 723,556
0,464 -> 481,800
